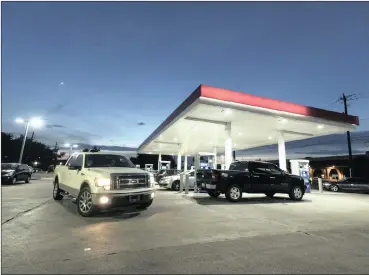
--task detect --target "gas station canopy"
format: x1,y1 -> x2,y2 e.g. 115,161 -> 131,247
138,85 -> 359,156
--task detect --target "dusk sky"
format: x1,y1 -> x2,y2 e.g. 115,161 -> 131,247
2,2 -> 369,150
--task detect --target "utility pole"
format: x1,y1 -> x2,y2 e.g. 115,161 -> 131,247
339,93 -> 355,177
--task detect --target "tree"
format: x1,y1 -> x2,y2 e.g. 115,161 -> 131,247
1,132 -> 55,170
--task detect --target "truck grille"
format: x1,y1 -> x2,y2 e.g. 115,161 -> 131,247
111,174 -> 148,190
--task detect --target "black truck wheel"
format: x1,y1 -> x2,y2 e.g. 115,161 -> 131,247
289,185 -> 304,201
207,190 -> 221,198
225,184 -> 243,202
265,192 -> 275,198
25,175 -> 31,183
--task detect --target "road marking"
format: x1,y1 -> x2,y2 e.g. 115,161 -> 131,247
84,248 -> 91,251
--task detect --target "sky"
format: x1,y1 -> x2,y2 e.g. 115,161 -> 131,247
2,2 -> 369,153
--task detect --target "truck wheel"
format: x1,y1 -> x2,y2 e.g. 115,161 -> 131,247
53,180 -> 64,200
265,192 -> 275,198
136,199 -> 153,210
11,177 -> 17,185
289,185 -> 304,201
77,187 -> 97,217
207,190 -> 221,198
172,180 -> 180,191
225,184 -> 243,202
25,175 -> 31,183
330,185 -> 339,192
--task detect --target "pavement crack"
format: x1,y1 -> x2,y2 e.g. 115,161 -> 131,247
2,200 -> 51,225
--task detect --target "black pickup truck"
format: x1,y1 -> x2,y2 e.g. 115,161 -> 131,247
201,161 -> 306,202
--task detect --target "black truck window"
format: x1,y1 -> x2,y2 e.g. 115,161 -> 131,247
229,162 -> 248,171
251,162 -> 268,174
266,164 -> 282,175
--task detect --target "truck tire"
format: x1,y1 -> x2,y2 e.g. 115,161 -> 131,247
172,180 -> 180,191
207,190 -> 221,198
11,177 -> 17,185
289,185 -> 304,201
25,174 -> 31,183
53,180 -> 64,200
77,186 -> 97,217
265,192 -> 275,198
225,184 -> 243,202
136,199 -> 153,210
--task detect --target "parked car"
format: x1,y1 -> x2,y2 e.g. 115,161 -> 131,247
53,152 -> 156,217
155,169 -> 181,183
26,165 -> 34,174
202,160 -> 306,202
324,177 -> 369,193
1,163 -> 32,184
159,170 -> 196,191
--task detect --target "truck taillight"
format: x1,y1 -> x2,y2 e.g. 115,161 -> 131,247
211,171 -> 219,183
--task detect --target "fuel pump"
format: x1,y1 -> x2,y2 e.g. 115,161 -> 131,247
145,164 -> 154,172
158,160 -> 171,170
290,160 -> 311,193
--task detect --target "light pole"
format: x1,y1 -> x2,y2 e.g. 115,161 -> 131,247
64,143 -> 78,157
15,117 -> 44,163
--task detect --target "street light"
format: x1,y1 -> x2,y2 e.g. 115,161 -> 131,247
15,117 -> 44,163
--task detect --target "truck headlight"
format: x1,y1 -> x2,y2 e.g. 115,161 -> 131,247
95,178 -> 111,187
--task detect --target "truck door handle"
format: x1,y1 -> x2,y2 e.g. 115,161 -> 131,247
270,177 -> 275,179
254,176 -> 259,178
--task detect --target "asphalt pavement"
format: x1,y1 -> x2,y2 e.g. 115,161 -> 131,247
2,179 -> 369,274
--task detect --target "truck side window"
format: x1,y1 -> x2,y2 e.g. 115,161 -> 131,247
266,164 -> 282,175
67,155 -> 77,167
74,155 -> 83,167
229,162 -> 248,171
252,163 -> 267,174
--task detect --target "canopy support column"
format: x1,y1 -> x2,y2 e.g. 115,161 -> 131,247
177,154 -> 182,170
224,122 -> 233,170
278,131 -> 287,171
213,147 -> 217,169
158,153 -> 162,171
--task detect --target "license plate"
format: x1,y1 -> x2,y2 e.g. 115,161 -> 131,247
129,195 -> 140,203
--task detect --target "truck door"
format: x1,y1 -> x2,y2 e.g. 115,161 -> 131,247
68,154 -> 85,197
249,162 -> 271,192
229,161 -> 251,192
265,164 -> 285,192
60,155 -> 77,196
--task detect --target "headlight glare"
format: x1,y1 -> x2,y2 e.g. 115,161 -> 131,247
95,178 -> 111,187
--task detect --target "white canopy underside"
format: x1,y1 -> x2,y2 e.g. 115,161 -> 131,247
139,97 -> 356,156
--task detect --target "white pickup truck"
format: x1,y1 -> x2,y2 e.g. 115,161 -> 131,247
53,152 -> 155,217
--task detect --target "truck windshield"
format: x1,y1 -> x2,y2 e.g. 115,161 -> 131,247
85,154 -> 135,168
